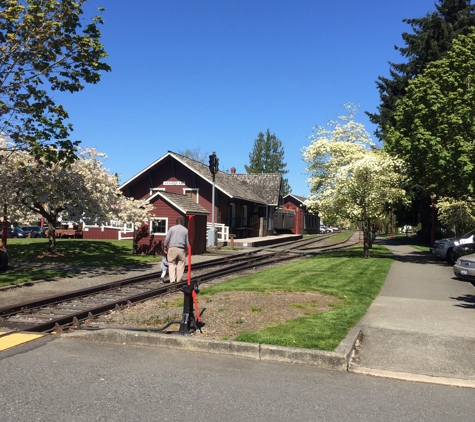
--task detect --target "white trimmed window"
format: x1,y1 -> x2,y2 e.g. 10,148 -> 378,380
151,218 -> 168,234
229,202 -> 236,228
242,205 -> 248,226
184,188 -> 199,203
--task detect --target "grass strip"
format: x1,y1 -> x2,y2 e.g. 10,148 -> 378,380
199,245 -> 393,350
0,239 -> 162,287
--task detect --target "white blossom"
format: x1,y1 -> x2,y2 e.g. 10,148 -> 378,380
436,196 -> 475,236
302,104 -> 409,257
0,139 -> 153,252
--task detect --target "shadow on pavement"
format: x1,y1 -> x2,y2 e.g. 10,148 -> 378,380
450,293 -> 475,309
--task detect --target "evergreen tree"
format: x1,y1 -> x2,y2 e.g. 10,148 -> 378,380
245,129 -> 291,196
386,29 -> 475,198
367,0 -> 475,141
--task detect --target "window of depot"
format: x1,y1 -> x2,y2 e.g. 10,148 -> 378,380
151,218 -> 168,234
184,188 -> 199,203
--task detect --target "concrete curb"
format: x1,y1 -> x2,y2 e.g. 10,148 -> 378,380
63,324 -> 361,371
349,366 -> 475,389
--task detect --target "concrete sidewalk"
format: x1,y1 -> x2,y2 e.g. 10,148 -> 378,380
350,238 -> 475,387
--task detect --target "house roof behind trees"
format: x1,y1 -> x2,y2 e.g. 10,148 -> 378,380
232,173 -> 281,206
284,193 -> 307,204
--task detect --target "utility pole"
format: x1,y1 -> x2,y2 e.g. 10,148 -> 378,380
207,151 -> 219,247
430,194 -> 436,247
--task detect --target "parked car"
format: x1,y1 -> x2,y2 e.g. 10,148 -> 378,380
19,225 -> 44,238
451,242 -> 475,264
320,225 -> 333,233
453,252 -> 475,281
431,228 -> 475,265
7,227 -> 26,238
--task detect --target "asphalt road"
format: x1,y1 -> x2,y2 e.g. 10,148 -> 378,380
1,336 -> 474,422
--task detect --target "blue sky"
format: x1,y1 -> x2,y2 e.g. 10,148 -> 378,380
59,0 -> 438,196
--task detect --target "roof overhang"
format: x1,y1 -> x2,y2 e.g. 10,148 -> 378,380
148,191 -> 209,216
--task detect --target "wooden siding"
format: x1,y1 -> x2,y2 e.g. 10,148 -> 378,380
128,158 -> 219,224
83,227 -> 123,240
284,197 -> 302,210
187,215 -> 207,255
135,196 -> 207,255
123,155 -> 278,252
135,196 -> 181,255
125,158 -> 215,255
283,199 -> 320,235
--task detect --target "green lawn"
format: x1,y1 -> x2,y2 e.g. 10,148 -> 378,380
200,244 -> 393,350
0,239 -> 162,287
326,230 -> 355,243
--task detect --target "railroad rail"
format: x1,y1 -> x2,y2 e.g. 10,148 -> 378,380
0,233 -> 360,335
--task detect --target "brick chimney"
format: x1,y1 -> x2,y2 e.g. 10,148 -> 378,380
230,167 -> 236,174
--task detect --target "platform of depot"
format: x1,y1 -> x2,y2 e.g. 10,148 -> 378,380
0,330 -> 44,351
217,233 -> 302,248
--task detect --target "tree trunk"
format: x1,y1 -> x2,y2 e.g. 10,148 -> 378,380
1,203 -> 7,249
132,223 -> 136,254
47,221 -> 57,254
362,218 -> 371,258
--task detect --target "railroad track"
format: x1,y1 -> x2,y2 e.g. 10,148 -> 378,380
0,233 -> 360,335
264,231 -> 359,253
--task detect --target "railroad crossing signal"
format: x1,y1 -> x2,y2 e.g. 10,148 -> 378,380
208,151 -> 219,175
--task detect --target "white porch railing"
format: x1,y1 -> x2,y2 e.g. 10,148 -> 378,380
118,228 -> 134,240
83,222 -> 134,240
207,222 -> 229,241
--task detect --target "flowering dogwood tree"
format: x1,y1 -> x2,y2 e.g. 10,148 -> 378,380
436,197 -> 475,237
0,140 -> 153,253
302,104 -> 408,257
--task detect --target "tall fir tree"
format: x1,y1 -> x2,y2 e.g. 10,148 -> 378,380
367,0 -> 475,141
245,129 -> 291,196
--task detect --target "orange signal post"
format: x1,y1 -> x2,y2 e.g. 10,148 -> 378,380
188,243 -> 201,324
187,215 -> 200,322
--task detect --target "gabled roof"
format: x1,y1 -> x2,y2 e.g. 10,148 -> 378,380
120,151 -> 282,206
149,191 -> 209,215
232,173 -> 281,206
284,193 -> 307,204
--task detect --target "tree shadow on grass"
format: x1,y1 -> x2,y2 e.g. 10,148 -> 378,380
320,243 -> 446,266
7,240 -> 157,264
